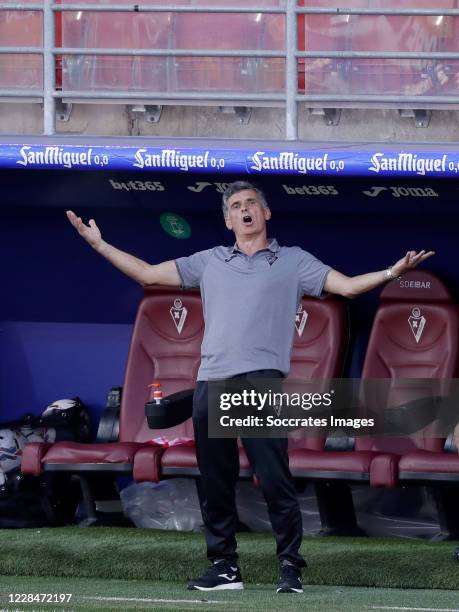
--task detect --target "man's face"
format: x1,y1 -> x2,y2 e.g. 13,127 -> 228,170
225,189 -> 271,236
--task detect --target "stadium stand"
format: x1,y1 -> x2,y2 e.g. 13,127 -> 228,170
348,1 -> 455,98
299,0 -> 357,96
171,0 -> 285,95
61,0 -> 286,97
4,0 -> 459,135
61,1 -> 170,93
289,270 -> 459,537
0,6 -> 42,91
435,6 -> 459,97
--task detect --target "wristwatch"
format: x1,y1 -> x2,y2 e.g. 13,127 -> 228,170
386,266 -> 401,281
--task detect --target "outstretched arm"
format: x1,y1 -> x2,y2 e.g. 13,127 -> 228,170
66,210 -> 181,287
324,250 -> 435,299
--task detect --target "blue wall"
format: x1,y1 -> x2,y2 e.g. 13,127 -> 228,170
1,170 -> 456,426
0,321 -> 132,424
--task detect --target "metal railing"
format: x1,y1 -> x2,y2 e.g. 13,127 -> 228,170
2,2 -> 459,138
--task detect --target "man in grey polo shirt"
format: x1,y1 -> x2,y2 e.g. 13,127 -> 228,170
175,237 -> 330,380
67,181 -> 433,594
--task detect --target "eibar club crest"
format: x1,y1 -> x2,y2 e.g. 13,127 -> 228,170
170,299 -> 188,334
295,304 -> 309,337
408,307 -> 426,344
266,253 -> 278,266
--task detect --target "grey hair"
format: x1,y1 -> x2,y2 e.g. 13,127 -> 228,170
221,181 -> 269,218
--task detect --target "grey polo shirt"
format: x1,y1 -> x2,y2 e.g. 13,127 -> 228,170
175,239 -> 331,381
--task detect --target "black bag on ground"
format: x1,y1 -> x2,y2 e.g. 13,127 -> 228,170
0,397 -> 92,527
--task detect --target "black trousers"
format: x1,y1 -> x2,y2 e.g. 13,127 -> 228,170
192,370 -> 306,568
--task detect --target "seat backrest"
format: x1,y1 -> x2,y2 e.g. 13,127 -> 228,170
356,270 -> 459,453
120,288 -> 347,447
119,288 -> 204,443
288,295 -> 348,451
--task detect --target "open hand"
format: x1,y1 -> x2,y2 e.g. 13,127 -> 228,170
66,210 -> 103,251
392,250 -> 435,277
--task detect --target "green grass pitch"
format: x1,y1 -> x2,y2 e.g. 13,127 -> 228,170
0,528 -> 458,611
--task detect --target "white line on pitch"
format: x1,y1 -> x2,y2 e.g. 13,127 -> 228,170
371,606 -> 459,611
80,595 -> 231,605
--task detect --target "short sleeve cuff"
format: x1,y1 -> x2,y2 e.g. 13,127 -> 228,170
316,266 -> 333,298
174,259 -> 187,289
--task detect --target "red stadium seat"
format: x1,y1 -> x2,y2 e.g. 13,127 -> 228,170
22,287 -> 204,523
286,296 -> 348,452
399,449 -> 459,484
356,271 -> 458,456
289,270 -> 459,535
373,269 -> 459,538
152,295 -> 348,481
